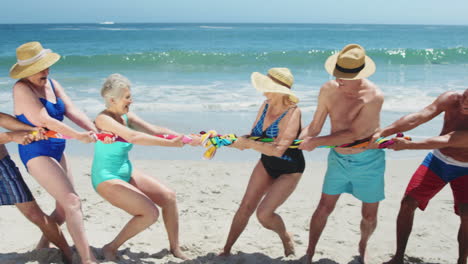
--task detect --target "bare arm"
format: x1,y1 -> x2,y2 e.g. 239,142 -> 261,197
126,112 -> 180,135
95,113 -> 183,147
368,92 -> 452,149
0,112 -> 34,131
233,107 -> 301,157
380,92 -> 451,138
52,80 -> 97,132
299,85 -> 328,139
390,131 -> 468,150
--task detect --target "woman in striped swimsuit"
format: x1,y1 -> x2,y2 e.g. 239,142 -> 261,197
220,68 -> 305,257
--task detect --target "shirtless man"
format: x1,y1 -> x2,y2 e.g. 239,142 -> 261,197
299,44 -> 384,264
370,89 -> 468,264
0,112 -> 73,263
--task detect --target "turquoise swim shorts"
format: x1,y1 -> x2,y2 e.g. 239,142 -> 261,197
322,149 -> 386,203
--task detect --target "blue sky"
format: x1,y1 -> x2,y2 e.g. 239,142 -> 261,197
2,0 -> 468,25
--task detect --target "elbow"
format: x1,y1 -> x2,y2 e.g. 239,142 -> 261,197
270,147 -> 287,157
37,117 -> 53,128
123,133 -> 140,144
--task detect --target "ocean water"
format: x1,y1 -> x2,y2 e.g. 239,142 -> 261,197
1,23 -> 468,161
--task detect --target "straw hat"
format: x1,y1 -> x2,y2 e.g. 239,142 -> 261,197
251,68 -> 299,103
324,44 -> 375,80
9,41 -> 60,79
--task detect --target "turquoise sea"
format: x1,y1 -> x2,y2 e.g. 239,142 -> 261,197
1,23 -> 468,161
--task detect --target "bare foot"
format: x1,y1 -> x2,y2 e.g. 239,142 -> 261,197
102,243 -> 118,261
83,261 -> 99,264
218,248 -> 231,257
281,232 -> 295,257
358,240 -> 369,264
35,236 -> 51,249
383,256 -> 404,264
457,257 -> 467,264
61,250 -> 73,264
304,253 -> 314,264
171,247 -> 189,260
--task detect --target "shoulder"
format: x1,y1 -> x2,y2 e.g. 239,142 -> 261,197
434,91 -> 459,109
95,111 -> 114,125
363,79 -> 384,103
13,80 -> 30,92
439,91 -> 460,101
321,80 -> 338,92
289,105 -> 301,116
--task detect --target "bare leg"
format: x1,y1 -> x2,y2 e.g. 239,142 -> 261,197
384,195 -> 419,264
358,202 -> 379,264
220,161 -> 273,256
458,203 -> 468,264
305,193 -> 340,264
97,179 -> 159,261
130,169 -> 188,260
36,204 -> 65,249
36,155 -> 71,249
27,156 -> 97,264
256,172 -> 302,256
16,201 -> 73,263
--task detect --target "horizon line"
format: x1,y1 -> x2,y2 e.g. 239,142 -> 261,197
1,21 -> 468,26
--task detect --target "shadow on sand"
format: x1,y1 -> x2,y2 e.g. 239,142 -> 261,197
0,248 -> 445,264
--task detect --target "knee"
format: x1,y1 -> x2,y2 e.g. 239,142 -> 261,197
237,202 -> 257,219
62,193 -> 82,213
256,209 -> 274,228
161,189 -> 177,208
145,206 -> 159,224
400,196 -> 418,212
362,211 -> 377,223
459,204 -> 468,222
315,202 -> 335,217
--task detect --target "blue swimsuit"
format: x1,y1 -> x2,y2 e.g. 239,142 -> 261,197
16,79 -> 66,167
251,103 -> 305,178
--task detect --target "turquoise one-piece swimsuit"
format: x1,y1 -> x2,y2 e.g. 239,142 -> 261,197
91,114 -> 133,190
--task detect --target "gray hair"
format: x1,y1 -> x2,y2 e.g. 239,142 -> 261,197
101,73 -> 131,107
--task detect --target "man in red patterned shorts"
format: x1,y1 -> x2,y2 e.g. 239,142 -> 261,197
370,89 -> 468,264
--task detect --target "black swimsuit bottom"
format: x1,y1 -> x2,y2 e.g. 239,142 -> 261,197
261,148 -> 305,179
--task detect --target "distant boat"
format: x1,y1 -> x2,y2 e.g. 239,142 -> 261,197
99,21 -> 115,25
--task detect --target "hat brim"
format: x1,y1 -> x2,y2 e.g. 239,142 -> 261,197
251,72 -> 299,103
9,53 -> 60,79
324,53 -> 376,80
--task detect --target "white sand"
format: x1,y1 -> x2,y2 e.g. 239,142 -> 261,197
0,154 -> 459,264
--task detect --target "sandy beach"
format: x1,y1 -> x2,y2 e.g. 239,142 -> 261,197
0,154 -> 458,264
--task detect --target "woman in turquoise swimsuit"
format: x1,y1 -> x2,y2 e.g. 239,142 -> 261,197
93,73 -> 199,261
11,42 -> 98,264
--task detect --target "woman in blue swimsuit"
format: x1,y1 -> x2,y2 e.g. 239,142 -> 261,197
10,42 -> 98,264
220,68 -> 305,257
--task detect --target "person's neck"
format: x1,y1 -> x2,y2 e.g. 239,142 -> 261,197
104,108 -> 123,118
22,79 -> 45,90
267,98 -> 289,114
341,79 -> 366,97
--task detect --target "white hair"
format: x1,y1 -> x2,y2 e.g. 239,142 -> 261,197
101,73 -> 131,107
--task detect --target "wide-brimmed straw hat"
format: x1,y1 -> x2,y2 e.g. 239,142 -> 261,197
9,41 -> 60,79
324,44 -> 375,80
251,68 -> 299,103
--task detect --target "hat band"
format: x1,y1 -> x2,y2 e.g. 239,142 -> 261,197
267,74 -> 291,89
335,63 -> 365,74
17,49 -> 52,66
